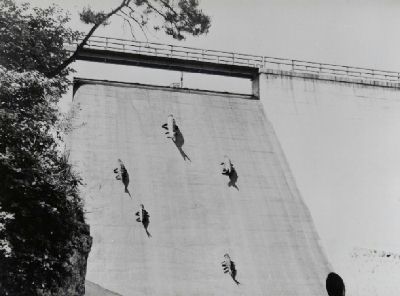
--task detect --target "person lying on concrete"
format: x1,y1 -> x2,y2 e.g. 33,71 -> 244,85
220,156 -> 233,175
135,204 -> 151,237
161,114 -> 178,141
221,253 -> 240,285
113,159 -> 131,197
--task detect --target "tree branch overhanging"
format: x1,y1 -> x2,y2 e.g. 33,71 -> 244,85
47,0 -> 210,77
48,0 -> 131,78
122,7 -> 149,40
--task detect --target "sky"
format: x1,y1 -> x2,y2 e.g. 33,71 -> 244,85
23,0 -> 400,93
25,0 -> 400,71
18,0 -> 400,293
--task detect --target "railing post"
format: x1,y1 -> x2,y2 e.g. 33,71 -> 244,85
105,37 -> 108,50
170,45 -> 173,58
291,60 -> 294,71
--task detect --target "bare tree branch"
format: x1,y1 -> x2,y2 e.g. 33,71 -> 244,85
142,0 -> 181,37
157,0 -> 179,16
117,11 -> 137,40
123,6 -> 149,41
142,0 -> 167,19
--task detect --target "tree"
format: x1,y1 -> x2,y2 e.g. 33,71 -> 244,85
0,0 -> 210,295
0,2 -> 90,295
52,0 -> 211,76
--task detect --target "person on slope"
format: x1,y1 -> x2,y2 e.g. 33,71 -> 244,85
221,253 -> 240,285
221,155 -> 233,175
135,204 -> 151,237
113,159 -> 131,197
162,114 -> 178,142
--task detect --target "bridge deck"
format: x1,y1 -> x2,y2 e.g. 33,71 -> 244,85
68,35 -> 400,85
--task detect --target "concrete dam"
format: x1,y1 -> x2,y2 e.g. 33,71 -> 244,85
67,36 -> 400,295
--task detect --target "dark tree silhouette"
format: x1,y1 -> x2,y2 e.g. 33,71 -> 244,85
0,2 -> 90,294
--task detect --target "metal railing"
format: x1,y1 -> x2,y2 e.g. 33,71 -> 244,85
70,35 -> 400,84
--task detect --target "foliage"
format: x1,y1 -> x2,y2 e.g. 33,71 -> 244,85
0,1 -> 86,295
83,0 -> 210,40
0,0 -> 80,77
79,7 -> 110,26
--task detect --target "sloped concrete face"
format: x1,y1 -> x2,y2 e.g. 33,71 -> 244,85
69,80 -> 330,296
257,73 -> 400,295
85,281 -> 123,296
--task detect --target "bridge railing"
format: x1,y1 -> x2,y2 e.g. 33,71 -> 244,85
71,36 -> 400,84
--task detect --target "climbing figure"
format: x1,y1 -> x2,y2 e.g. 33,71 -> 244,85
221,254 -> 240,285
135,204 -> 151,237
221,155 -> 233,175
220,156 -> 239,190
161,114 -> 178,141
221,253 -> 240,285
113,159 -> 131,198
162,115 -> 191,161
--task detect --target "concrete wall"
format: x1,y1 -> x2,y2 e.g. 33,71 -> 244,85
258,71 -> 400,295
69,80 -> 330,296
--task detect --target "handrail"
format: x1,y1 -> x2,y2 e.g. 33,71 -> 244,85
70,35 -> 400,84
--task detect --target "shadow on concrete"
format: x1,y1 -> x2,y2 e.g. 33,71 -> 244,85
125,187 -> 132,198
173,126 -> 191,162
85,280 -> 123,296
227,168 -> 239,190
230,261 -> 240,285
326,272 -> 345,296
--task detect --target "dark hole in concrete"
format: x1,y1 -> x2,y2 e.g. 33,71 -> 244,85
326,272 -> 345,296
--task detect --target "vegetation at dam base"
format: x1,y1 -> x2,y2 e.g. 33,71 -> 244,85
0,0 -> 210,295
0,1 -> 91,295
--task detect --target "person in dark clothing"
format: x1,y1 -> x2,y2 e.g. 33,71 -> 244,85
113,159 -> 131,197
135,204 -> 151,237
221,253 -> 240,285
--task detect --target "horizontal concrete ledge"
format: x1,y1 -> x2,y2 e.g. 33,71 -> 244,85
260,68 -> 400,89
73,77 -> 257,100
76,48 -> 259,79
